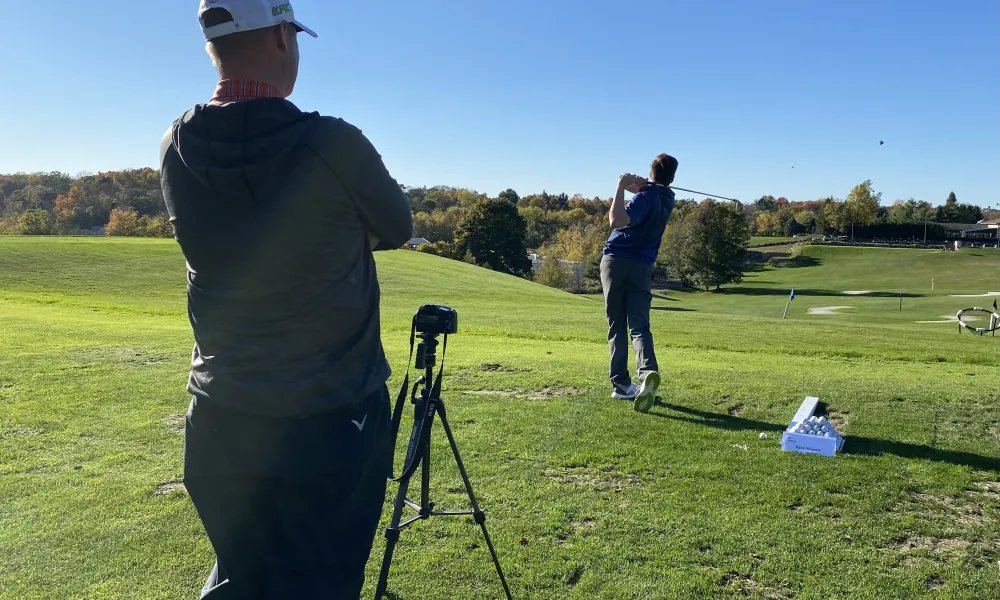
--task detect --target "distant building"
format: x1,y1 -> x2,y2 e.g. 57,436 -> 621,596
941,222 -> 999,247
405,237 -> 430,250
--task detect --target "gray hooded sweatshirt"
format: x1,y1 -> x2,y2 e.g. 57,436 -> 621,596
160,98 -> 412,418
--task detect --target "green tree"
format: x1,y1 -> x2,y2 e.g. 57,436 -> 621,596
417,241 -> 461,260
413,206 -> 463,243
823,201 -> 846,234
657,202 -> 697,287
783,215 -> 805,237
956,203 -> 983,224
754,195 -> 777,213
937,191 -> 960,223
498,189 -> 520,205
454,199 -> 532,277
913,201 -> 936,244
534,256 -> 571,289
687,200 -> 751,291
519,206 -> 559,250
844,180 -> 881,241
141,213 -> 174,238
888,199 -> 915,224
18,209 -> 53,235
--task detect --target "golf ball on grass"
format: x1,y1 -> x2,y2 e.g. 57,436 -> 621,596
760,432 -> 768,440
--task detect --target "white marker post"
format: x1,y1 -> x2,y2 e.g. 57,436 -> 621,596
783,289 -> 795,319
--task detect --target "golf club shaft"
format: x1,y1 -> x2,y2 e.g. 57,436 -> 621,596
669,186 -> 740,203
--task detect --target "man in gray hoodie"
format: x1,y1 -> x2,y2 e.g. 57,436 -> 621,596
160,2 -> 413,597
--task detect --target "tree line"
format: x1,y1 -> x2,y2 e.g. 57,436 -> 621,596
1,170 -> 995,293
746,184 -> 987,239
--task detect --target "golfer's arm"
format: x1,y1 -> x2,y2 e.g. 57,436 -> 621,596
609,183 -> 630,229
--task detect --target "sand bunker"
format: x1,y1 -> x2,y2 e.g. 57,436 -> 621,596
917,315 -> 982,324
807,306 -> 854,315
949,292 -> 1000,298
842,290 -> 873,295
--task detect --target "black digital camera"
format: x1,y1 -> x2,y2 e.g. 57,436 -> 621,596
414,304 -> 458,336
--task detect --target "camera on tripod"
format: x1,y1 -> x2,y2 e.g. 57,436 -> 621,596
414,304 -> 458,336
377,304 -> 513,600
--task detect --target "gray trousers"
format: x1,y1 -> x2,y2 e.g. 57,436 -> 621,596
600,254 -> 658,387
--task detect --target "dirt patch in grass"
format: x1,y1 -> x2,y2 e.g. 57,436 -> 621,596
925,574 -> 945,591
718,572 -> 790,599
565,565 -> 585,586
0,424 -> 44,438
70,346 -> 171,367
465,387 -> 580,400
728,404 -> 745,417
969,481 -> 1000,501
912,492 -> 990,526
543,466 -> 642,493
826,409 -> 850,431
899,536 -> 972,555
573,518 -> 596,534
555,518 -> 598,545
153,482 -> 186,496
162,414 -> 185,434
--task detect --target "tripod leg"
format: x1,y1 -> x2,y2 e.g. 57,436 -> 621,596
420,423 -> 432,515
437,402 -> 515,600
375,473 -> 412,599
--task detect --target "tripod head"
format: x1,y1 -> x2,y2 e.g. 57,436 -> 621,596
414,332 -> 439,372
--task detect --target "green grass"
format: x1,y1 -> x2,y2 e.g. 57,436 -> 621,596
1,236 -> 998,599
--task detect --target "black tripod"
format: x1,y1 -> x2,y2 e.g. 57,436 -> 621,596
375,331 -> 513,600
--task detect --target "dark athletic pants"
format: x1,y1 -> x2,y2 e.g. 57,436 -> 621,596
600,254 -> 659,388
183,386 -> 392,599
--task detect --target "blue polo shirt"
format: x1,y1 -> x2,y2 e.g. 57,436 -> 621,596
603,184 -> 676,264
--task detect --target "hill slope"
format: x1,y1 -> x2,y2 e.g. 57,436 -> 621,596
0,237 -> 997,600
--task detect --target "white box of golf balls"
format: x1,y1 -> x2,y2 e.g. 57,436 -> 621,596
780,396 -> 845,457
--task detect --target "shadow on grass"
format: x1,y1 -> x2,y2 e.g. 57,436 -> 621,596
651,403 -> 998,471
652,292 -> 679,301
770,255 -> 822,269
651,307 -> 696,312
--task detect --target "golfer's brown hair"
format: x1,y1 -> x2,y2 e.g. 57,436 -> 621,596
650,154 -> 678,185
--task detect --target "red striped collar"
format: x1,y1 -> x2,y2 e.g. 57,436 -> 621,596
210,79 -> 286,105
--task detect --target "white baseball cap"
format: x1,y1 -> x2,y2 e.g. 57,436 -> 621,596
199,0 -> 317,40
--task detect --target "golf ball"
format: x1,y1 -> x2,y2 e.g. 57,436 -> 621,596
824,432 -> 832,438
760,432 -> 768,440
821,425 -> 830,433
818,416 -> 828,424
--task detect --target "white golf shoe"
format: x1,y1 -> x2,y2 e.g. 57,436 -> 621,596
633,371 -> 660,413
612,382 -> 639,400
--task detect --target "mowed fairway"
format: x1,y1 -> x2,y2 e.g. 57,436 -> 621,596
1,237 -> 998,600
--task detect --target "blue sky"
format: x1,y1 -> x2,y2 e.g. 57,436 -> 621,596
1,0 -> 997,207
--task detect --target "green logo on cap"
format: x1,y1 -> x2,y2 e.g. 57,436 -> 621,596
272,3 -> 292,17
